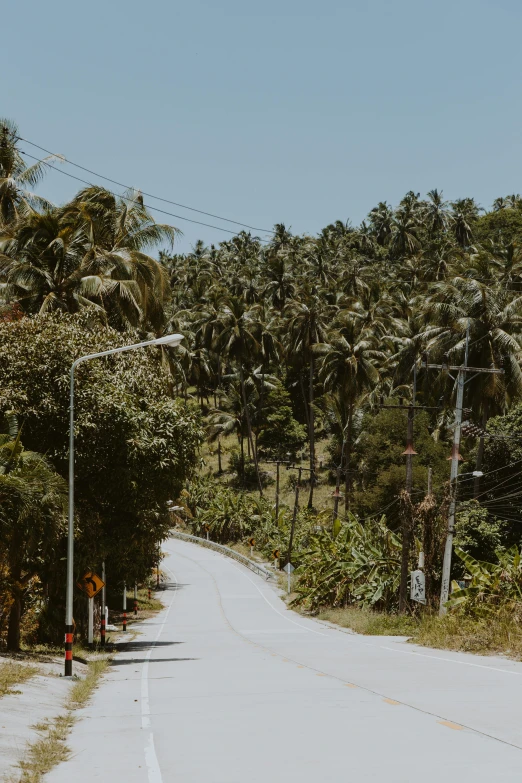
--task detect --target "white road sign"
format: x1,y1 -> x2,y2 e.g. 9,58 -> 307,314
410,569 -> 426,604
283,562 -> 295,574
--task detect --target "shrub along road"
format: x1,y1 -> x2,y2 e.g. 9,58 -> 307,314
47,539 -> 522,782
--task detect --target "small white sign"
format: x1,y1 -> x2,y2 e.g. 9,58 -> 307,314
410,570 -> 426,604
283,562 -> 295,574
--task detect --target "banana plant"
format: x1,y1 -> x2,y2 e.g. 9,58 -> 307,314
292,513 -> 402,611
446,546 -> 522,611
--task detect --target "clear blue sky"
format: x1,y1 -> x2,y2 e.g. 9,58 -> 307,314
2,0 -> 522,252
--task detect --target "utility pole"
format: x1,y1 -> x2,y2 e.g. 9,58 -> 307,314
331,466 -> 343,526
379,364 -> 437,613
422,323 -> 504,615
286,464 -> 314,566
262,457 -> 291,521
288,467 -> 302,569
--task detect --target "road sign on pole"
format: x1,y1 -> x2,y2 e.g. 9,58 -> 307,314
76,571 -> 105,599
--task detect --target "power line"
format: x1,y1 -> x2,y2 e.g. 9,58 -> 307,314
20,137 -> 274,235
20,150 -> 261,237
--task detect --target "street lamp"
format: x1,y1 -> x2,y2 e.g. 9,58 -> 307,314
64,333 -> 183,676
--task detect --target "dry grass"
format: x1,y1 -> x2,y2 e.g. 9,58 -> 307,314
69,657 -> 110,708
0,662 -> 37,698
413,610 -> 522,657
309,603 -> 522,659
7,714 -> 75,783
5,656 -> 110,783
315,606 -> 417,637
201,434 -> 337,511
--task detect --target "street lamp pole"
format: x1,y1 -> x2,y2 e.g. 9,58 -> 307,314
64,333 -> 183,676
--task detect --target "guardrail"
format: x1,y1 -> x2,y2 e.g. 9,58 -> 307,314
170,530 -> 274,581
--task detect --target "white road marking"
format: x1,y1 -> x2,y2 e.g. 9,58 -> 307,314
239,629 -> 307,634
380,645 -> 522,676
141,568 -> 179,782
222,557 -> 327,636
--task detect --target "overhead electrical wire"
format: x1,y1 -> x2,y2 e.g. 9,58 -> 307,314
19,137 -> 274,236
20,150 -> 272,239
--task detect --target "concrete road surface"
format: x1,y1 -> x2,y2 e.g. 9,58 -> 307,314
46,538 -> 522,782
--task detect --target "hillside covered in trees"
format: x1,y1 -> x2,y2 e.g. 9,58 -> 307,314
3,117 -> 522,647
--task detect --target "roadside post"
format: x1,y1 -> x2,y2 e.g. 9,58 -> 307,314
248,537 -> 255,558
101,561 -> 106,646
283,561 -> 295,595
123,583 -> 127,632
88,597 -> 94,648
134,582 -> 138,616
273,548 -> 280,570
410,570 -> 426,604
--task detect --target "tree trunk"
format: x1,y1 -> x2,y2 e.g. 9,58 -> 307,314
239,365 -> 263,496
308,355 -> 315,509
7,594 -> 22,652
217,437 -> 222,474
299,373 -> 310,432
344,405 -> 353,515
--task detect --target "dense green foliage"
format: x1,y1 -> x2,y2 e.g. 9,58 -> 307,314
0,311 -> 202,646
5,118 -> 522,625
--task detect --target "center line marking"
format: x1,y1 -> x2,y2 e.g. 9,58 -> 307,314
438,720 -> 464,731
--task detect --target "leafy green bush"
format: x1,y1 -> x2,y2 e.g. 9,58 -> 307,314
257,387 -> 307,459
454,501 -> 507,575
228,452 -> 273,488
293,514 -> 401,612
447,546 -> 522,612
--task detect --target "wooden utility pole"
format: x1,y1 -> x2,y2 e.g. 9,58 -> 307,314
380,364 -> 442,613
286,463 -> 314,566
262,458 -> 291,520
288,467 -> 302,568
332,466 -> 343,526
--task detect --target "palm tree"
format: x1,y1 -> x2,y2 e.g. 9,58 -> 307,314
425,189 -> 450,236
1,185 -> 179,329
212,296 -> 264,494
422,276 -> 522,492
0,118 -> 61,226
285,295 -> 331,507
317,319 -> 382,511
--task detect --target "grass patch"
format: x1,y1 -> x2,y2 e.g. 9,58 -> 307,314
412,609 -> 522,657
134,587 -> 163,613
6,656 -> 111,783
8,714 -> 75,783
315,606 -> 418,636
0,662 -> 37,698
69,657 -> 110,708
310,603 -> 522,659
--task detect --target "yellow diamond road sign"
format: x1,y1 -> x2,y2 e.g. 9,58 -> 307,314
77,571 -> 105,599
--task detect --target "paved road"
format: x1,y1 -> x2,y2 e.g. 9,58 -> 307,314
47,538 -> 522,782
